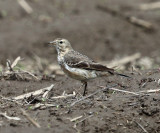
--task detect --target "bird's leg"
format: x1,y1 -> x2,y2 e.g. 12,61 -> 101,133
82,82 -> 87,96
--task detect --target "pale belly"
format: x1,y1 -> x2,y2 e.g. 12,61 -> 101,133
61,64 -> 97,81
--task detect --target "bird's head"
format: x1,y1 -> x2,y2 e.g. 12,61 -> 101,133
49,38 -> 73,54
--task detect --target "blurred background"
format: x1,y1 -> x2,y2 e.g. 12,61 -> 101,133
0,0 -> 160,73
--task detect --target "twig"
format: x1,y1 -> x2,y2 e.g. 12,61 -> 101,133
0,95 -> 22,105
51,91 -> 76,99
32,103 -> 57,110
0,112 -> 21,121
140,2 -> 160,10
13,84 -> 54,100
103,53 -> 141,68
101,86 -> 140,96
131,65 -> 142,75
135,121 -> 148,133
100,86 -> 160,95
137,89 -> 160,94
141,80 -> 149,88
70,84 -> 117,106
20,70 -> 40,80
128,16 -> 153,30
5,70 -> 39,81
42,85 -> 54,98
109,88 -> 139,96
69,115 -> 83,122
21,108 -> 41,128
73,115 -> 93,128
3,57 -> 40,81
157,79 -> 160,85
6,60 -> 13,72
97,5 -> 154,30
17,0 -> 33,14
6,56 -> 21,72
11,56 -> 21,68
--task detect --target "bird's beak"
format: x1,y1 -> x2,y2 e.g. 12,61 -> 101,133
48,41 -> 57,46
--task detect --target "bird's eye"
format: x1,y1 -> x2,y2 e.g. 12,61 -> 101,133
59,41 -> 63,44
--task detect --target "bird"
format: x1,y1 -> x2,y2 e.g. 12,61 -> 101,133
49,38 -> 131,96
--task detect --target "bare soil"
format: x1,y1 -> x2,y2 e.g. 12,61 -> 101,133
0,0 -> 160,133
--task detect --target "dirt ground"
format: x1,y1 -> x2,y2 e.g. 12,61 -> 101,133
0,0 -> 160,133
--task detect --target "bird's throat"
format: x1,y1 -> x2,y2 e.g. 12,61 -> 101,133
57,47 -> 71,57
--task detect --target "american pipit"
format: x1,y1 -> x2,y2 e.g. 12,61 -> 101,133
49,38 -> 130,96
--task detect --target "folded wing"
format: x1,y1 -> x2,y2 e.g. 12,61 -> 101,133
64,51 -> 114,73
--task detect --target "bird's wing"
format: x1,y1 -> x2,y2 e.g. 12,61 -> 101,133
64,51 -> 114,73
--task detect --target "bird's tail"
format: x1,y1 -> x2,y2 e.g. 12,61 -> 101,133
114,72 -> 132,79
